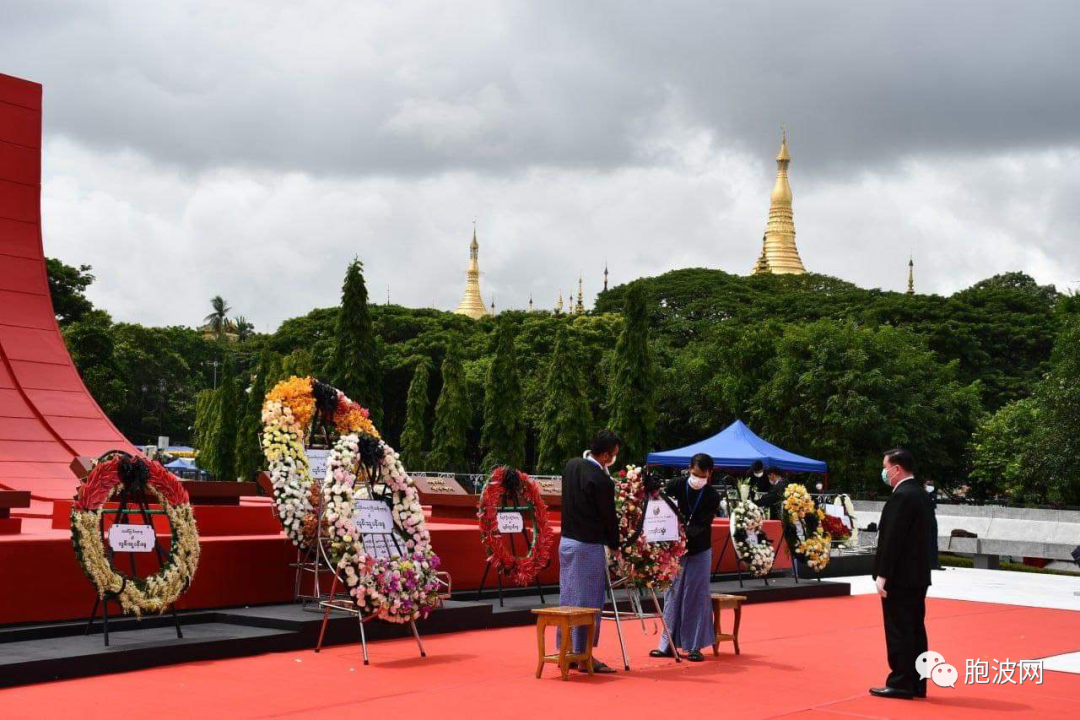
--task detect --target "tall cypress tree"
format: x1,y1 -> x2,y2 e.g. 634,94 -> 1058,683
400,359 -> 431,469
537,324 -> 593,474
204,356 -> 240,480
607,284 -> 657,465
481,319 -> 525,471
327,259 -> 382,427
234,348 -> 276,481
428,345 -> 470,472
193,388 -> 220,473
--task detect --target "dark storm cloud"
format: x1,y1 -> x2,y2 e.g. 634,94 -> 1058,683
2,0 -> 1078,179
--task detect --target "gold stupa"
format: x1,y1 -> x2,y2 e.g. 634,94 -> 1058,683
454,226 -> 489,319
752,129 -> 807,275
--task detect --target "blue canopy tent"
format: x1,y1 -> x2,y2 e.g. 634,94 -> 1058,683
646,420 -> 827,474
164,457 -> 197,471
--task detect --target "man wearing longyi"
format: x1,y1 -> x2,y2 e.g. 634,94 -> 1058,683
558,430 -> 622,673
650,453 -> 721,662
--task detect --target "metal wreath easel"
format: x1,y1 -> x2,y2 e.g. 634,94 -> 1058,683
83,451 -> 184,647
313,461 -> 451,665
601,491 -> 685,670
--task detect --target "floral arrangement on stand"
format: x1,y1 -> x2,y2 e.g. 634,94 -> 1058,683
322,432 -> 443,623
821,514 -> 851,545
731,481 -> 776,577
781,483 -> 832,572
477,466 -> 555,586
70,454 -> 201,617
609,465 -> 686,590
834,493 -> 859,549
261,376 -> 379,549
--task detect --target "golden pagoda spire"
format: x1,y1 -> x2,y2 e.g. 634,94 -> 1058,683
575,275 -> 585,314
528,294 -> 534,312
454,222 -> 489,319
603,262 -> 609,292
907,256 -> 915,295
556,293 -> 564,313
752,127 -> 806,275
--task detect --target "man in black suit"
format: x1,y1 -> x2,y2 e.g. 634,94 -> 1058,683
558,429 -> 621,673
870,448 -> 933,700
756,469 -> 789,520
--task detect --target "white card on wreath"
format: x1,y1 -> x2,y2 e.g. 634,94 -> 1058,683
745,529 -> 760,545
362,532 -> 404,559
306,448 -> 330,482
644,500 -> 679,542
794,520 -> 806,541
354,499 -> 394,534
108,524 -> 156,553
497,511 -> 524,534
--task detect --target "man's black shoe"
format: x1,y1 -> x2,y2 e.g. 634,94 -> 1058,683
649,648 -> 674,658
869,687 -> 914,700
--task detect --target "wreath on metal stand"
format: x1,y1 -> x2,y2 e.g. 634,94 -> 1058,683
782,483 -> 831,576
476,466 -> 555,599
603,465 -> 688,669
71,452 -> 200,645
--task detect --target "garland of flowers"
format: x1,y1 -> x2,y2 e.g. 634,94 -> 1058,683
477,466 -> 555,586
731,481 -> 775,577
70,455 -> 201,617
322,432 -> 443,623
609,465 -> 687,590
782,483 -> 831,572
261,376 -> 378,549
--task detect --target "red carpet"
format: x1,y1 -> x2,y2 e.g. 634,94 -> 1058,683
4,594 -> 1078,719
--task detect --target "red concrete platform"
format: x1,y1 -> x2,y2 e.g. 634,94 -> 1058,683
0,506 -> 789,625
3,593 -> 1076,719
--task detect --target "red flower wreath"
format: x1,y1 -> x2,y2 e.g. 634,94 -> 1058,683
477,467 -> 555,586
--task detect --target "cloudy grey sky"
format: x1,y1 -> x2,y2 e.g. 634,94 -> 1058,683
3,0 -> 1078,329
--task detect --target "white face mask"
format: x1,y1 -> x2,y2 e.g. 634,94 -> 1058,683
688,474 -> 707,490
753,470 -> 764,478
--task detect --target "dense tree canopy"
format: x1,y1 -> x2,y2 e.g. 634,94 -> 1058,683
48,258 -> 1076,501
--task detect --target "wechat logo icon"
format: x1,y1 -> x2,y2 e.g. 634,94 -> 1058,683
916,650 -> 956,688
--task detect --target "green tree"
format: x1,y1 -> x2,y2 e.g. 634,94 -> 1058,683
428,345 -> 470,472
46,257 -> 95,326
399,359 -> 431,469
234,349 -> 276,481
752,320 -> 981,494
193,388 -> 221,471
233,315 -> 255,343
1032,316 -> 1080,504
327,259 -> 383,426
480,319 -> 525,471
536,324 -> 593,474
203,295 -> 234,338
969,398 -> 1041,501
606,285 -> 657,464
202,357 -> 240,479
279,348 -> 313,380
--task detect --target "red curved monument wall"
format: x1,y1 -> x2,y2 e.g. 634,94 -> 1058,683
0,72 -> 136,503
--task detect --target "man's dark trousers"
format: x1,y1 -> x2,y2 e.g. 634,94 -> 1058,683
881,585 -> 928,696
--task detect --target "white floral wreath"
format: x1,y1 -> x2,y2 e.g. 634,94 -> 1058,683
834,493 -> 859,549
260,377 -> 379,549
322,432 -> 444,623
731,481 -> 775,577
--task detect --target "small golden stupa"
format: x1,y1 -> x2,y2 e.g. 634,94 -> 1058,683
454,225 -> 489,319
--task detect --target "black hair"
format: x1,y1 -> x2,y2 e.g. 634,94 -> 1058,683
589,429 -> 623,456
690,453 -> 715,473
750,460 -> 764,474
884,448 -> 915,473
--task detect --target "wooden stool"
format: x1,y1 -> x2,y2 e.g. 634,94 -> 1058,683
711,593 -> 747,656
532,606 -> 597,680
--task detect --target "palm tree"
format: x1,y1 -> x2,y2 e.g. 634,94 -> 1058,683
233,316 -> 255,342
203,296 -> 233,338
